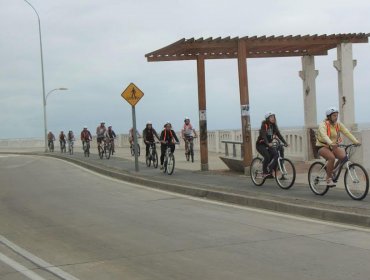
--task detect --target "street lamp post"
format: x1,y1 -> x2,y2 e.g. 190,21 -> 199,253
24,0 -> 48,151
45,88 -> 69,138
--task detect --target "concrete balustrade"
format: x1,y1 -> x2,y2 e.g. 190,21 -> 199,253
1,128 -> 369,170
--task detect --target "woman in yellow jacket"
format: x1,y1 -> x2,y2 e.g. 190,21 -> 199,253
316,107 -> 361,187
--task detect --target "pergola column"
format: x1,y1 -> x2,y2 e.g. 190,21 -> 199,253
333,43 -> 357,128
299,56 -> 318,128
237,41 -> 253,173
299,55 -> 318,160
197,55 -> 208,171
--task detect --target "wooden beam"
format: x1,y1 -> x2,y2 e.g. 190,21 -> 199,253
237,40 -> 253,173
197,55 -> 208,171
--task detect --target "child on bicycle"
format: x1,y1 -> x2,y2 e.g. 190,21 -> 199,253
256,112 -> 288,178
159,122 -> 179,170
316,107 -> 360,187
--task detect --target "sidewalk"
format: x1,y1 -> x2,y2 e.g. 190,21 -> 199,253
1,147 -> 370,227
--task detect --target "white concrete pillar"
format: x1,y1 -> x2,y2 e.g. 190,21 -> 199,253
333,43 -> 357,128
299,55 -> 318,128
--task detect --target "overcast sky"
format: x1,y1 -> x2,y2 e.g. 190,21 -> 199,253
1,0 -> 369,138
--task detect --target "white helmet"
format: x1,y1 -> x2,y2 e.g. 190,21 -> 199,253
146,121 -> 152,125
326,107 -> 338,117
83,126 -> 87,129
184,116 -> 190,122
264,111 -> 275,119
100,121 -> 105,124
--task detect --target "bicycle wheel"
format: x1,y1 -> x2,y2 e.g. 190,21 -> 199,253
190,142 -> 194,162
98,146 -> 104,159
130,145 -> 135,156
275,158 -> 296,189
146,154 -> 151,167
250,157 -> 265,186
308,162 -> 329,196
153,151 -> 158,168
344,163 -> 369,200
71,144 -> 73,155
105,144 -> 111,159
166,153 -> 175,175
137,144 -> 140,156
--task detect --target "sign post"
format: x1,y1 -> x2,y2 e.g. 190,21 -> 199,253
121,83 -> 144,172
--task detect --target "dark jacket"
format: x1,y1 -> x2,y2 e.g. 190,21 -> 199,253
160,129 -> 179,144
143,128 -> 159,142
256,121 -> 287,146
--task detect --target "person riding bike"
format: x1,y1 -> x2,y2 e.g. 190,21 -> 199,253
107,125 -> 117,154
47,131 -> 55,149
59,131 -> 66,151
181,117 -> 198,159
67,129 -> 75,143
142,121 -> 160,158
96,121 -> 107,151
256,112 -> 288,178
80,126 -> 92,150
315,107 -> 361,187
129,127 -> 141,148
159,122 -> 180,170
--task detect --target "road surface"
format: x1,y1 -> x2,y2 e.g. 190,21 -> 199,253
1,154 -> 370,280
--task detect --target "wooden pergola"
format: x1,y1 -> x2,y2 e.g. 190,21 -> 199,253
146,33 -> 369,171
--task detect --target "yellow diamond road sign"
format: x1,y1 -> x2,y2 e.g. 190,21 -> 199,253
121,83 -> 144,106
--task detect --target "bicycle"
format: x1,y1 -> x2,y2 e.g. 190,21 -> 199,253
60,141 -> 66,153
250,139 -> 296,189
163,142 -> 179,175
68,140 -> 74,155
184,136 -> 196,162
98,141 -> 105,159
104,138 -> 113,159
83,140 -> 90,157
48,140 -> 54,152
146,142 -> 159,168
130,142 -> 140,157
308,144 -> 369,200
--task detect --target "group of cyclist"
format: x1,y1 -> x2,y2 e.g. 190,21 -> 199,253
130,117 -> 198,170
258,106 -> 360,188
47,122 -> 117,155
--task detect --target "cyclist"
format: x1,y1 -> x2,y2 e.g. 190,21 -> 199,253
47,131 -> 55,150
159,122 -> 180,170
316,107 -> 361,187
129,127 -> 141,148
96,121 -> 107,151
107,125 -> 117,154
59,131 -> 66,152
181,117 -> 198,159
80,126 -> 92,150
256,112 -> 288,178
142,121 -> 160,159
67,129 -> 75,147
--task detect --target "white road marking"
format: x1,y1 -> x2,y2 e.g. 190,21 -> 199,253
0,252 -> 46,280
0,235 -> 80,280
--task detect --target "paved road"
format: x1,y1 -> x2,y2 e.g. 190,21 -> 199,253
2,155 -> 370,280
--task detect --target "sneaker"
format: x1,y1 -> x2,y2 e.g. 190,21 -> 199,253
160,165 -> 164,170
263,173 -> 274,179
327,178 -> 336,188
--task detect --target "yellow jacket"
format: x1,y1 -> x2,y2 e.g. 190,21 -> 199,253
316,120 -> 359,147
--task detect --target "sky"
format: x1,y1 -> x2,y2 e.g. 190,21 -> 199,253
1,0 -> 370,139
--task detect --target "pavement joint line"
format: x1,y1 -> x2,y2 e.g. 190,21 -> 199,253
2,152 -> 370,228
0,235 -> 80,280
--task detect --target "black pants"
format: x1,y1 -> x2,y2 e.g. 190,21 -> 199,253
160,144 -> 175,165
145,142 -> 156,157
256,143 -> 281,173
